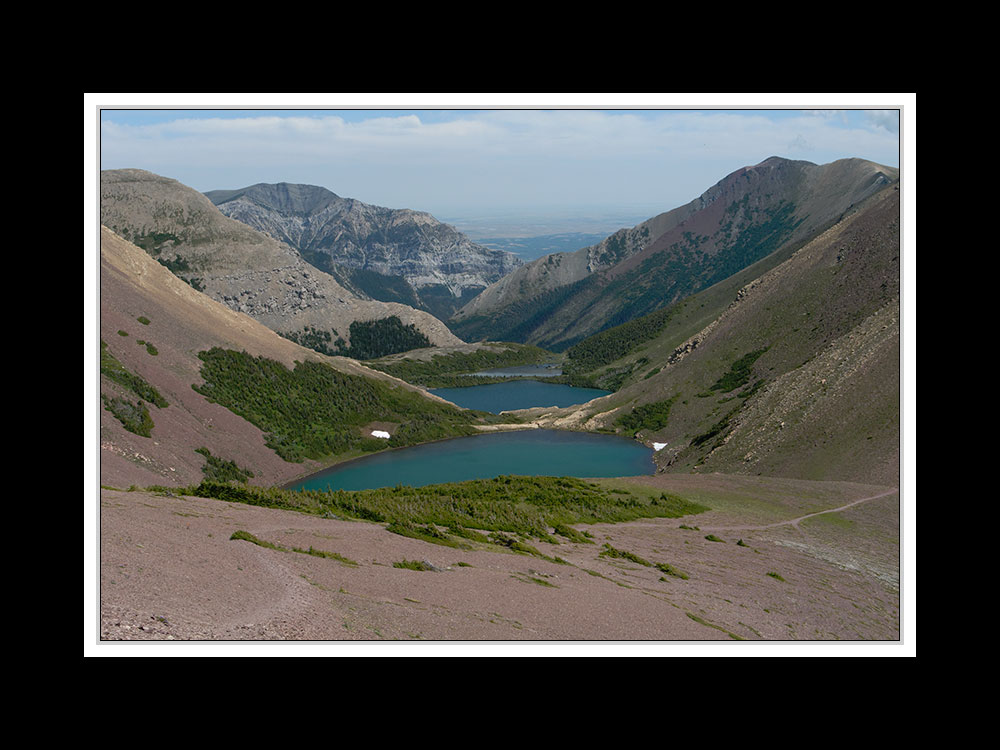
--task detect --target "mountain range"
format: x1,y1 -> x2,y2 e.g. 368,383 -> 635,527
98,224 -> 504,490
96,154 -> 904,643
205,182 -> 522,321
100,170 -> 463,354
524,175 -> 901,487
451,157 -> 899,351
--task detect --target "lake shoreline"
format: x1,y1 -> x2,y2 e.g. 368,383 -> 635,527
286,428 -> 655,493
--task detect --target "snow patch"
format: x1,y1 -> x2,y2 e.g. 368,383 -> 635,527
371,430 -> 391,439
652,442 -> 668,451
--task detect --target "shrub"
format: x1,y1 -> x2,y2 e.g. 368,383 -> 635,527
100,341 -> 168,408
102,395 -> 155,437
195,447 -> 254,484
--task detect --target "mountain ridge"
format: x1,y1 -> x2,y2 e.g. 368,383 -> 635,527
521,179 -> 900,486
98,224 -> 491,490
100,169 -> 464,353
205,181 -> 523,320
451,157 -> 898,350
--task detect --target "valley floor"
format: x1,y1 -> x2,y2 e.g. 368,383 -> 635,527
94,473 -> 901,648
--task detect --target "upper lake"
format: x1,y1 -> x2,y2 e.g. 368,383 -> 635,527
290,429 -> 654,492
431,379 -> 610,414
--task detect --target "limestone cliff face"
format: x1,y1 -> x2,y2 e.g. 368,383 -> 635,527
100,169 -> 463,348
205,182 -> 522,315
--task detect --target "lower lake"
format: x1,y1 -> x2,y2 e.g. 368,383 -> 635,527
290,429 -> 654,492
431,380 -> 610,414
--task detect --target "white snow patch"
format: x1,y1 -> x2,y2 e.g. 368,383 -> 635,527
371,430 -> 391,439
652,442 -> 668,451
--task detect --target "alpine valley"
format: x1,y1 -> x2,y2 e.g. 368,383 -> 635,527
97,156 -> 904,644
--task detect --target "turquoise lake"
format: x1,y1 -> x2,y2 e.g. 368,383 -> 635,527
290,429 -> 654,492
431,380 -> 610,414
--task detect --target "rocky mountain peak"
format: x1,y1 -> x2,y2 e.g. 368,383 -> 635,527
205,182 -> 523,319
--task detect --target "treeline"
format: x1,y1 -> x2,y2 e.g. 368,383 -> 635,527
368,343 -> 553,387
339,317 -> 431,360
616,395 -> 679,434
195,447 -> 255,484
280,317 -> 432,360
190,475 -> 708,545
564,304 -> 681,375
191,348 -> 500,463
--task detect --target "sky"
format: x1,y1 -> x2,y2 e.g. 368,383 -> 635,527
94,95 -> 906,223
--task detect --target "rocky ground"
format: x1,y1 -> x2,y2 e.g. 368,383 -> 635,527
91,473 -> 903,652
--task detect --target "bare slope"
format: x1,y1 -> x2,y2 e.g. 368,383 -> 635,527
526,182 -> 901,487
100,169 -> 463,350
452,157 -> 898,350
98,225 -> 462,490
100,475 -> 899,641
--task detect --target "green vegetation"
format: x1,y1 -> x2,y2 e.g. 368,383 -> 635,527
229,530 -> 357,566
450,274 -> 597,347
278,325 -> 343,356
704,534 -> 726,543
599,542 -> 651,566
100,340 -> 168,436
195,447 -> 255,484
690,407 -> 741,449
132,232 -> 182,255
230,529 -> 281,550
655,562 -> 689,580
100,341 -> 168,407
156,255 -> 191,274
599,543 -> 689,579
191,475 -> 707,548
137,316 -> 150,325
386,520 -> 468,549
564,304 -> 680,374
710,348 -> 769,393
616,395 -> 678,434
101,395 -> 155,437
279,317 -> 431,360
338,317 -> 431,360
551,523 -> 594,544
368,343 -> 553,388
511,572 -> 558,588
191,347 -> 500,462
685,612 -> 744,640
117,330 -> 128,337
767,571 -> 786,582
393,559 -> 437,571
136,339 -> 159,356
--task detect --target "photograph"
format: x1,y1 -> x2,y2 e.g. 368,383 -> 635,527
85,95 -> 913,654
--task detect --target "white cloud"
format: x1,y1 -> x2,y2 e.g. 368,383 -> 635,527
865,110 -> 901,134
99,108 -> 901,214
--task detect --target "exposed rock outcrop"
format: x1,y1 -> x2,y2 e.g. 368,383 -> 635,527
101,169 -> 463,348
205,182 -> 522,317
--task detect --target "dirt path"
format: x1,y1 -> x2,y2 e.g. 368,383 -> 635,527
700,488 -> 899,532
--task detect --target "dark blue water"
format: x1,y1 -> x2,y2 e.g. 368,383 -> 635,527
431,380 -> 609,414
290,429 -> 654,492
